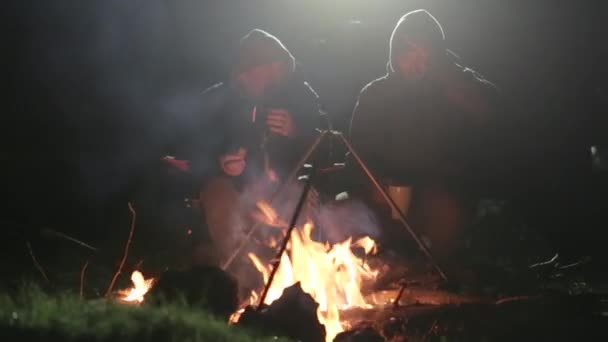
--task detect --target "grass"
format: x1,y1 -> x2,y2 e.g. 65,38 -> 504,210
0,284 -> 288,342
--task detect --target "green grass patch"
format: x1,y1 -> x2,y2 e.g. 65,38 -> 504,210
0,284 -> 287,342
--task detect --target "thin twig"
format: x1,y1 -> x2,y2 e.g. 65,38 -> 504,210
529,253 -> 559,268
422,319 -> 438,342
495,295 -> 537,305
41,227 -> 99,252
80,261 -> 89,299
105,202 -> 137,297
26,241 -> 49,283
392,282 -> 407,309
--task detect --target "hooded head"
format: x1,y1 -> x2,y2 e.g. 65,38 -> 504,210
388,9 -> 446,80
231,29 -> 296,99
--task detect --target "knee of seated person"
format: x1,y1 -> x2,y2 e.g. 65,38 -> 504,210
200,176 -> 239,204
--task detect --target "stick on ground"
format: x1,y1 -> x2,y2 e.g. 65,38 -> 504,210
80,261 -> 89,299
105,202 -> 137,297
26,241 -> 49,283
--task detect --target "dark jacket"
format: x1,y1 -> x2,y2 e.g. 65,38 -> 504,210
349,10 -> 500,188
185,30 -> 330,185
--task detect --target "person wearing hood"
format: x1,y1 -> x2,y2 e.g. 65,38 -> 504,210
184,29 -> 330,267
348,9 -> 500,264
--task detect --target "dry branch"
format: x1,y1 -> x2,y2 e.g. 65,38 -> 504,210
495,295 -> 538,305
41,227 -> 99,252
105,202 -> 137,297
80,261 -> 89,299
26,241 -> 49,283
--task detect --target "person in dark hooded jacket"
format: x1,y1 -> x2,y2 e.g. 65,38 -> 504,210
185,29 -> 330,266
349,9 -> 500,263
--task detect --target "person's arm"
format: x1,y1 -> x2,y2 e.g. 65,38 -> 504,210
291,81 -> 329,150
265,80 -> 329,167
349,81 -> 392,177
184,83 -> 233,179
435,65 -> 501,121
437,65 -> 504,184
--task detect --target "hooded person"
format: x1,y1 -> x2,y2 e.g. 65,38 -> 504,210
348,9 -> 500,264
181,29 -> 330,273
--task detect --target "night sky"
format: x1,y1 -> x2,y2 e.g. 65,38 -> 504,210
5,0 -> 607,246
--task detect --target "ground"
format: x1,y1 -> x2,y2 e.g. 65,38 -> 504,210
0,284 -> 287,342
2,168 -> 608,341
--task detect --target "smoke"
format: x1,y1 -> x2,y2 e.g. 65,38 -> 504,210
21,0 -> 218,206
315,198 -> 381,244
209,174 -> 381,294
224,174 -> 381,255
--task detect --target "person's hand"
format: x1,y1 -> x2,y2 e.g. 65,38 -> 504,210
266,108 -> 295,137
161,156 -> 190,172
219,147 -> 247,176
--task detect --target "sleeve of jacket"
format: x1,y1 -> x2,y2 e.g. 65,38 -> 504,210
184,83 -> 231,180
348,81 -> 389,177
295,81 -> 331,150
450,66 -> 501,121
450,67 -> 505,187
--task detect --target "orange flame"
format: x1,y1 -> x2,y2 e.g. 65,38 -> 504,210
118,270 -> 154,303
252,201 -> 288,229
353,236 -> 378,255
246,222 -> 378,342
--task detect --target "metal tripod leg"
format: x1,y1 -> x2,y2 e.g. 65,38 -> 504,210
257,164 -> 316,309
335,131 -> 448,282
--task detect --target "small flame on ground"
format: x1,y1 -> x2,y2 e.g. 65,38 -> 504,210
118,270 -> 154,303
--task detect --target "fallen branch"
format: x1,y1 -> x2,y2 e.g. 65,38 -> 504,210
529,253 -> 559,268
105,202 -> 137,297
495,295 -> 539,305
41,227 -> 99,252
392,283 -> 407,309
80,261 -> 89,299
26,241 -> 49,283
422,319 -> 438,342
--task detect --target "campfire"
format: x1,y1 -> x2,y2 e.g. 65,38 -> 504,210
233,201 -> 381,342
109,194 -> 577,342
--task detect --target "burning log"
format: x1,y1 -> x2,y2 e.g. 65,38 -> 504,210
237,282 -> 326,342
144,266 -> 239,321
367,288 -> 489,307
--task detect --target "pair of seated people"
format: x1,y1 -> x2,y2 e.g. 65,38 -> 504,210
167,9 -> 499,273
